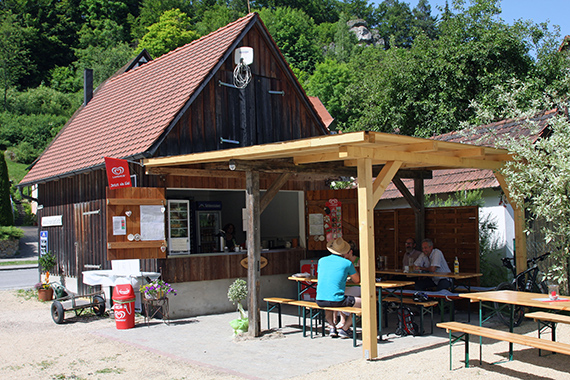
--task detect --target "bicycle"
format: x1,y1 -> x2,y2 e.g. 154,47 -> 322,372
493,252 -> 550,327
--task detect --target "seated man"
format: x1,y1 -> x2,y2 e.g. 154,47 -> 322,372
414,238 -> 452,291
316,237 -> 361,339
402,237 -> 422,270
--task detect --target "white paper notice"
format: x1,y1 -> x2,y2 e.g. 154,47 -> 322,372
113,216 -> 127,235
140,205 -> 165,241
309,213 -> 324,236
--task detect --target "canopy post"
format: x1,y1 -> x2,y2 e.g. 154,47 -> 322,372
357,157 -> 378,359
246,170 -> 261,336
494,171 -> 527,271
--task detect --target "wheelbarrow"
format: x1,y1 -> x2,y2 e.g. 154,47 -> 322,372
50,282 -> 106,324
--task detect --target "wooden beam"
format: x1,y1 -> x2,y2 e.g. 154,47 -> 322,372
246,170 -> 261,337
414,178 -> 425,243
260,173 -> 291,213
146,167 -> 243,178
392,177 -> 421,212
372,161 -> 402,205
342,146 -> 505,170
357,157 -> 378,360
494,171 -> 527,272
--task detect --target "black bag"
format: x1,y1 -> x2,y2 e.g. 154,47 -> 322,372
395,306 -> 419,336
413,291 -> 430,303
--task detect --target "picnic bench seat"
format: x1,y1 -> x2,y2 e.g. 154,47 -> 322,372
383,296 -> 438,334
525,311 -> 570,355
437,321 -> 570,369
382,289 -> 465,322
263,297 -> 361,347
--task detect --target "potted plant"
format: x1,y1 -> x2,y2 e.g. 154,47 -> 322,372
37,251 -> 56,301
227,278 -> 248,335
140,279 -> 177,299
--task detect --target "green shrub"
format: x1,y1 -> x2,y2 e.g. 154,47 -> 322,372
0,226 -> 24,240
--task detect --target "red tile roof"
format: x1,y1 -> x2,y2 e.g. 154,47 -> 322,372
20,13 -> 257,186
309,96 -> 334,130
381,109 -> 558,199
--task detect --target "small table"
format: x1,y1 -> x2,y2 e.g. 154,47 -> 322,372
142,296 -> 170,326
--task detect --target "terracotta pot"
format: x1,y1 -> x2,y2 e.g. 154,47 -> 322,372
38,287 -> 54,301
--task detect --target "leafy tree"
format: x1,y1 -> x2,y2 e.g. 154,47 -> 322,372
340,0 -> 539,137
254,0 -> 340,24
412,0 -> 437,40
339,0 -> 376,26
194,4 -> 242,37
306,58 -> 352,127
2,0 -> 84,88
137,9 -> 199,58
491,95 -> 570,293
259,7 -> 322,74
0,151 -> 13,226
328,12 -> 357,63
0,11 -> 33,110
374,0 -> 414,48
130,0 -> 195,40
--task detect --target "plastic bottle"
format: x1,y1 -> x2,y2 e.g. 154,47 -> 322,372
454,256 -> 459,274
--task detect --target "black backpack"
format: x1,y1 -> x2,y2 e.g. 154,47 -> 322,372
395,306 -> 419,336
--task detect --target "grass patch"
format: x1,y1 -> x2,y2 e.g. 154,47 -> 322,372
95,367 -> 124,374
35,359 -> 55,370
0,259 -> 37,266
16,288 -> 36,300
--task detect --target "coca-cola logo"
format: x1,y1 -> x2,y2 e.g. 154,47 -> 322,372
111,166 -> 125,176
118,288 -> 130,295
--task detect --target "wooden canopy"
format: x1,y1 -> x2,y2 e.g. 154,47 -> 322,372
144,130 -> 521,360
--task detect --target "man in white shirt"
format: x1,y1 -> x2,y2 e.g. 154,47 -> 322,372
414,238 -> 452,290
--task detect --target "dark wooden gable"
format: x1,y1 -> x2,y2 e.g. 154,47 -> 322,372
156,18 -> 327,158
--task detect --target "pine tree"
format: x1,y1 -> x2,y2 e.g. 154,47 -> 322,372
0,152 -> 14,226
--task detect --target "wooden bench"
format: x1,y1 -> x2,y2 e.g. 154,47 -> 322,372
382,289 -> 466,322
383,297 -> 438,335
263,297 -> 361,347
437,321 -> 570,369
264,297 -> 295,330
525,311 -> 570,355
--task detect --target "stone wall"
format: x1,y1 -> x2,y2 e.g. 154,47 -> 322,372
0,239 -> 19,258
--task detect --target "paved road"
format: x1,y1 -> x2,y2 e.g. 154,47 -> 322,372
0,226 -> 39,289
0,268 -> 38,290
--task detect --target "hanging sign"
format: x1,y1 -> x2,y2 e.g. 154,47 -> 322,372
104,157 -> 132,189
324,198 -> 342,241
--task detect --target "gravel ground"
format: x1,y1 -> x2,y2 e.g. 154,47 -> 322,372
1,289 -> 569,380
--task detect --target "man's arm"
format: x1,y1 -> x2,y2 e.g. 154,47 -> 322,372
349,272 -> 360,284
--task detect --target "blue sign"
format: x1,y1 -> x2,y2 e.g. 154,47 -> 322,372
40,230 -> 48,256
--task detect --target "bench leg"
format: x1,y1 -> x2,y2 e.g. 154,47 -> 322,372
265,301 -> 283,330
537,320 -> 557,356
352,313 -> 357,347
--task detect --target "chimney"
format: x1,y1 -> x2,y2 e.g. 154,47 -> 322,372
84,69 -> 93,106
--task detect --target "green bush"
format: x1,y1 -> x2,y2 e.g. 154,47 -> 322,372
39,251 -> 57,273
0,226 -> 24,240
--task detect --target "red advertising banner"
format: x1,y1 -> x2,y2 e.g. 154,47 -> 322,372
324,198 -> 342,241
104,157 -> 132,189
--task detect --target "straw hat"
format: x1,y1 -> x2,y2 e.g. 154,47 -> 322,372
327,238 -> 351,256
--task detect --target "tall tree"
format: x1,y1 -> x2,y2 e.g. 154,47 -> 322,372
137,9 -> 199,58
374,0 -> 414,48
259,7 -> 322,74
412,0 -> 437,40
0,151 -> 13,226
0,11 -> 32,110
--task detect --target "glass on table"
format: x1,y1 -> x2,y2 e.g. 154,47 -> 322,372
549,284 -> 559,300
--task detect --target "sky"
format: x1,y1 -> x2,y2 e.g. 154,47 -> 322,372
401,0 -> 570,35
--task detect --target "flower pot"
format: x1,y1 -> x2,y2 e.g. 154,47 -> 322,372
38,287 -> 54,301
